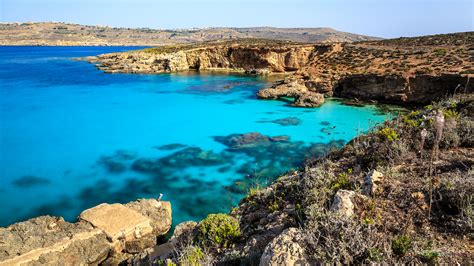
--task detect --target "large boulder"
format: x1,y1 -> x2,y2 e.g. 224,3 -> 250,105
257,82 -> 325,107
259,228 -> 311,266
294,92 -> 325,107
257,82 -> 308,100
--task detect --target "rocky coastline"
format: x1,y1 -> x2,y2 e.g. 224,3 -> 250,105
1,32 -> 473,265
86,32 -> 473,107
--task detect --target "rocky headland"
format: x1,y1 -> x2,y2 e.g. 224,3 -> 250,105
87,32 -> 473,107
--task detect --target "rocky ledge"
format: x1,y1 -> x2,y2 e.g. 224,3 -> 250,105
86,32 -> 473,107
0,199 -> 171,265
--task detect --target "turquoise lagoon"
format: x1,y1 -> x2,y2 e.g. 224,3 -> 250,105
0,46 -> 398,226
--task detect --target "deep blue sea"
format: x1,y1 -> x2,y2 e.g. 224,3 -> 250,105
0,46 -> 398,226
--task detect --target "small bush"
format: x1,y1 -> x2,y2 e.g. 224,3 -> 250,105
330,172 -> 353,192
180,246 -> 205,266
367,248 -> 384,262
378,127 -> 399,142
443,109 -> 459,119
432,48 -> 447,56
195,214 -> 241,248
402,111 -> 423,128
392,235 -> 411,256
419,250 -> 440,264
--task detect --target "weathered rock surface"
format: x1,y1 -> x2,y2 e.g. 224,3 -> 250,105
0,199 -> 171,265
125,199 -> 172,236
330,190 -> 356,217
0,216 -> 110,265
259,228 -> 310,266
363,170 -> 384,196
257,82 -> 325,107
87,40 -> 316,75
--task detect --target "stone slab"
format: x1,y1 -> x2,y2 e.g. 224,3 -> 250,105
79,203 -> 153,243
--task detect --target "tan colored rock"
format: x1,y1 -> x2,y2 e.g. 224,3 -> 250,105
125,199 -> 172,236
0,216 -> 110,266
363,170 -> 384,196
294,92 -> 325,107
257,82 -> 308,99
0,199 -> 172,265
260,228 -> 310,266
79,203 -> 154,243
330,190 -> 356,217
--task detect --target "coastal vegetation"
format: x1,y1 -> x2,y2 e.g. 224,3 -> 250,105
159,93 -> 473,265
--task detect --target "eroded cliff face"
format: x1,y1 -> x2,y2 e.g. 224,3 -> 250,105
332,73 -> 472,104
88,33 -> 473,106
258,33 -> 473,106
88,40 -> 317,74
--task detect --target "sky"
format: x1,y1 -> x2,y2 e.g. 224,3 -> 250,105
0,0 -> 473,38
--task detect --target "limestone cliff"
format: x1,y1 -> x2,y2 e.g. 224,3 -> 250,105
87,39 -> 317,74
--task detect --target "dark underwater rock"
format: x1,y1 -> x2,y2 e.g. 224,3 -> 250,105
258,117 -> 302,126
214,132 -> 272,149
272,117 -> 302,126
98,150 -> 137,174
12,175 -> 50,188
159,147 -> 232,167
98,158 -> 127,173
155,143 -> 187,151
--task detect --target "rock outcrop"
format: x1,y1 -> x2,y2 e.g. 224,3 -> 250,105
259,228 -> 310,266
363,170 -> 384,196
0,199 -> 171,265
330,190 -> 357,217
257,82 -> 325,107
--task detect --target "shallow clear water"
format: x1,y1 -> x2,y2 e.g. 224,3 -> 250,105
0,46 -> 397,226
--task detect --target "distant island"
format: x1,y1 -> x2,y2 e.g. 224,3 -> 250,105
0,22 -> 380,46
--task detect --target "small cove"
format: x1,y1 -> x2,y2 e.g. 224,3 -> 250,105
0,46 -> 402,226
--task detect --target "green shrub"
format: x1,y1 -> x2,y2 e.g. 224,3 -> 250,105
155,259 -> 177,266
419,250 -> 440,264
247,184 -> 263,197
432,48 -> 447,56
392,235 -> 411,256
378,127 -> 399,142
195,214 -> 241,248
443,109 -> 459,119
402,111 -> 423,128
330,172 -> 353,192
367,248 -> 383,262
180,246 -> 204,266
